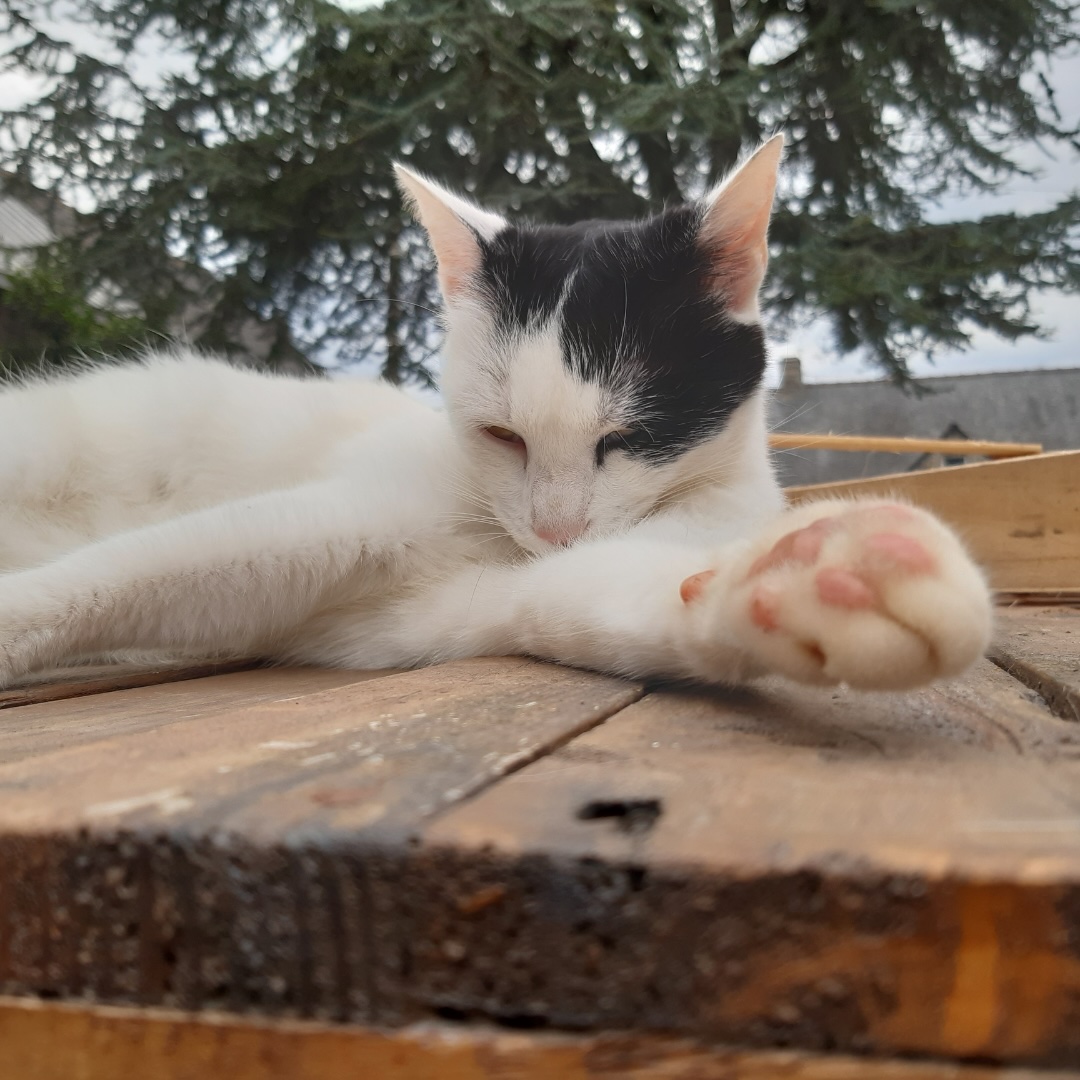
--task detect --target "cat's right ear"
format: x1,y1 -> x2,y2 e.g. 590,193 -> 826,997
697,134 -> 785,321
394,164 -> 506,301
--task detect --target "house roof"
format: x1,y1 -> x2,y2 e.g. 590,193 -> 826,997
772,360 -> 1080,485
0,193 -> 53,249
0,190 -> 55,287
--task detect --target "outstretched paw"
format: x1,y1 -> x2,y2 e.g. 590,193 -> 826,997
685,501 -> 992,689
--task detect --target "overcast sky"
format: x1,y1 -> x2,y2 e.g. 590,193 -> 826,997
1,10 -> 1076,386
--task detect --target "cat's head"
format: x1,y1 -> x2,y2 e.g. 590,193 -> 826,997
396,136 -> 782,554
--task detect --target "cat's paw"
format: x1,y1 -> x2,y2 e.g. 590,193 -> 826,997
686,500 -> 992,690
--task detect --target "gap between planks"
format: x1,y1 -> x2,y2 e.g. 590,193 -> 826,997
990,606 -> 1080,724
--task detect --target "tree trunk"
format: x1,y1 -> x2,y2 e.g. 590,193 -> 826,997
383,230 -> 405,385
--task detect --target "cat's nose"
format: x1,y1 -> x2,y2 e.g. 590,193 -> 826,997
533,519 -> 590,547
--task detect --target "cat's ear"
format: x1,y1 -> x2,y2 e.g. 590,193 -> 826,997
394,164 -> 506,301
698,134 -> 784,320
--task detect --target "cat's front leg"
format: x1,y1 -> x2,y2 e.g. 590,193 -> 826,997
339,499 -> 991,691
682,498 -> 993,689
0,477 -> 434,688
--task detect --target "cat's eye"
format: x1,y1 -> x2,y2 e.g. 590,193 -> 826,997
596,427 -> 641,465
482,425 -> 526,449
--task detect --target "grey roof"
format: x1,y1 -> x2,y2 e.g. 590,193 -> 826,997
0,192 -> 55,287
771,364 -> 1080,485
0,194 -> 53,249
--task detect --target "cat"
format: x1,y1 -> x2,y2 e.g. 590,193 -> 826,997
0,135 -> 992,692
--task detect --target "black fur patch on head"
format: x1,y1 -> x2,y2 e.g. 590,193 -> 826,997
477,205 -> 767,463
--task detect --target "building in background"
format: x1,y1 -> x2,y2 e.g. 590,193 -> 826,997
0,189 -> 55,284
0,176 -> 311,374
772,358 -> 1080,486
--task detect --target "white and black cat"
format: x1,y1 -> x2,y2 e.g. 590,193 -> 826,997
0,136 -> 992,691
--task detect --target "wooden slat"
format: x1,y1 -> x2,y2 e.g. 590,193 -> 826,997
786,451 -> 1080,592
0,658 -> 642,1020
769,433 -> 1042,458
409,661 -> 1080,1065
0,667 -> 397,764
991,606 -> 1080,723
0,658 -> 641,838
2,997 -> 1074,1080
0,661 -> 255,710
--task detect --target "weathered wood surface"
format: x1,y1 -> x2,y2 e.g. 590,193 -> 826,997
418,660 -> 1080,1065
0,658 -> 642,1023
3,997 -> 1075,1080
0,661 -> 255,711
991,606 -> 1080,723
0,667 -> 395,764
2,628 -> 1080,1069
786,450 -> 1080,592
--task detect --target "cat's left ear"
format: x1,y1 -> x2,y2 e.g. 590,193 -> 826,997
698,134 -> 784,320
394,164 -> 506,301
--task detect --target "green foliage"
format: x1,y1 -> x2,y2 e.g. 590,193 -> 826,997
0,254 -> 148,376
0,0 -> 1077,382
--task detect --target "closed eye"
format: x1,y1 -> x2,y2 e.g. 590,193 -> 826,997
482,425 -> 526,451
596,427 -> 643,466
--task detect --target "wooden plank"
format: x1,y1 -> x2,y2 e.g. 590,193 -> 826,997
0,667 -> 397,764
410,661 -> 1080,1066
2,997 -> 1074,1080
0,658 -> 641,838
991,607 -> 1080,723
786,451 -> 1080,592
0,658 -> 642,1020
994,591 -> 1080,607
0,661 -> 255,710
769,434 -> 1042,458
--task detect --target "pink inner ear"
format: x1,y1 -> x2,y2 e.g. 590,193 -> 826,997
697,138 -> 782,315
438,246 -> 480,299
395,168 -> 490,302
702,235 -> 768,315
420,200 -> 482,300
699,202 -> 772,315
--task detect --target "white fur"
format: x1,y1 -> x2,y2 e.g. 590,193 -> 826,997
0,140 -> 993,691
0,348 -> 991,691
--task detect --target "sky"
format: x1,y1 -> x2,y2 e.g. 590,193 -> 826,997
1,8 -> 1077,387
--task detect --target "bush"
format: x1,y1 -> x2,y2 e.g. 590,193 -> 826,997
0,256 -> 148,376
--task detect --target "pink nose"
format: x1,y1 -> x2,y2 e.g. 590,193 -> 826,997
533,520 -> 590,547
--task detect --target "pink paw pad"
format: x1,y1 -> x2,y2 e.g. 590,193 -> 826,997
864,532 -> 935,574
815,567 -> 876,610
749,586 -> 781,631
680,569 -> 716,604
746,518 -> 834,579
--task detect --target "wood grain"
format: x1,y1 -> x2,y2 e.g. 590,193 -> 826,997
412,661 -> 1080,1065
769,434 -> 1042,459
0,658 -> 641,839
785,450 -> 1080,592
3,996 -> 1074,1080
0,661 -> 255,710
991,607 -> 1080,723
0,667 -> 396,764
0,658 -> 642,1020
3,645 -> 1080,1065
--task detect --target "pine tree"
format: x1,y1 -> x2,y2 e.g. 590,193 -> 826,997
1,0 -> 1076,382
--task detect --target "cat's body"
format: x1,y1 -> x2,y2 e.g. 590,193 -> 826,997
0,137 -> 992,690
